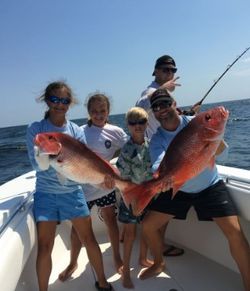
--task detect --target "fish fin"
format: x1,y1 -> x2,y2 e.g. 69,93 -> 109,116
122,179 -> 163,216
57,172 -> 68,185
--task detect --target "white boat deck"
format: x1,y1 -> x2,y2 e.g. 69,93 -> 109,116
1,168 -> 249,291
16,216 -> 243,291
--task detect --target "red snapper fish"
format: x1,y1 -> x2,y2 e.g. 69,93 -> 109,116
127,106 -> 229,215
34,132 -> 142,206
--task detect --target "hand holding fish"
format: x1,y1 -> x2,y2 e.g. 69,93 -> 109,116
34,145 -> 50,170
100,174 -> 115,189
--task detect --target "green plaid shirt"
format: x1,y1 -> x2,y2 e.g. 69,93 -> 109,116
116,137 -> 153,184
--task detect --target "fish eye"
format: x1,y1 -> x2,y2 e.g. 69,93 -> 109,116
205,114 -> 211,121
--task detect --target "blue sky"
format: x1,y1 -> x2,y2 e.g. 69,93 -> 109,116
1,0 -> 249,127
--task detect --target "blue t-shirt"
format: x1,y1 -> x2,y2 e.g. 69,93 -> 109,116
149,115 -> 220,193
26,118 -> 86,194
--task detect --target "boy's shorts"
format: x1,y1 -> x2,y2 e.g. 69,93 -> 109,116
33,190 -> 90,222
148,180 -> 238,221
118,199 -> 144,224
87,190 -> 116,210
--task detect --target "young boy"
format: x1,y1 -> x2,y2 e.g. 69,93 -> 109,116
116,107 -> 154,288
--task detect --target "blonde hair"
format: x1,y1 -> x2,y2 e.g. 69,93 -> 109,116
126,107 -> 148,122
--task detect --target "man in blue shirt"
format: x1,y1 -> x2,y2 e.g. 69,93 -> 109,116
139,89 -> 250,291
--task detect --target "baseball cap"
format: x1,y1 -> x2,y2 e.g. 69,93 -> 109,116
150,89 -> 173,107
152,55 -> 176,76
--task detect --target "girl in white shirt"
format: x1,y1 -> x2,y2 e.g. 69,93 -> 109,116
59,93 -> 127,282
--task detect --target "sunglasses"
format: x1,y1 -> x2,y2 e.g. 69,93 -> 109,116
48,95 -> 71,105
152,100 -> 173,112
160,67 -> 177,74
128,118 -> 147,126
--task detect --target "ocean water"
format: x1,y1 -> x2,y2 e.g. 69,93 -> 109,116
0,99 -> 249,186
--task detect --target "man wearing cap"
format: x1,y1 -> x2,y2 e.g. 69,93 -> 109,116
135,55 -> 184,258
139,89 -> 250,291
136,55 -> 181,139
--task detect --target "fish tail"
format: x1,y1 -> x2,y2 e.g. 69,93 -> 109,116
122,180 -> 163,216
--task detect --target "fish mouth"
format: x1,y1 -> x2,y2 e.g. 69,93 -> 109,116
218,106 -> 229,119
34,133 -> 62,155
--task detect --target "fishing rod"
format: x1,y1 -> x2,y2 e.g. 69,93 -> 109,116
193,46 -> 250,108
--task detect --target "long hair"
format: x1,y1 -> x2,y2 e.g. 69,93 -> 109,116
37,81 -> 78,119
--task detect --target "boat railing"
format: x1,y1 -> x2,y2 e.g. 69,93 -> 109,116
217,165 -> 250,191
0,191 -> 34,235
221,175 -> 250,191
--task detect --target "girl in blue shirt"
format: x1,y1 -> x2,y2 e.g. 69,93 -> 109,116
26,81 -> 113,291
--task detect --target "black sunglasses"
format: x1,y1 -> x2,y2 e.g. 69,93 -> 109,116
48,95 -> 71,105
128,118 -> 147,126
151,100 -> 173,112
160,67 -> 177,74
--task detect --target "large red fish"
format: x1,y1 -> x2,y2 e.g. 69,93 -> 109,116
127,106 -> 229,215
34,132 -> 141,206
